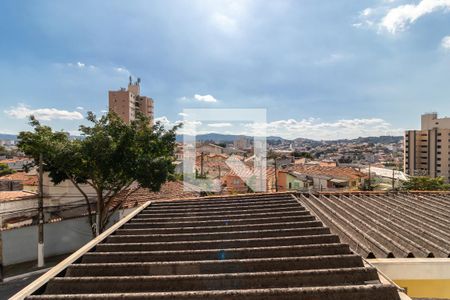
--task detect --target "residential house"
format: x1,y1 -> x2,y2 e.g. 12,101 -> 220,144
277,170 -> 311,191
221,168 -> 276,194
197,143 -> 224,155
290,165 -> 366,190
0,171 -> 38,192
0,157 -> 33,171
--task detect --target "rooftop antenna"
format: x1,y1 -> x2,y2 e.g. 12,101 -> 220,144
129,75 -> 132,85
137,77 -> 141,85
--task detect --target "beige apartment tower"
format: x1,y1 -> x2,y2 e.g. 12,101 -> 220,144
404,113 -> 450,181
109,76 -> 154,124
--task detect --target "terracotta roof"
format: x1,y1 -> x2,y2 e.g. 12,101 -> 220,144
0,172 -> 38,186
0,191 -> 37,202
115,181 -> 201,209
297,192 -> 450,259
291,165 -> 366,180
18,193 -> 403,299
0,158 -> 30,164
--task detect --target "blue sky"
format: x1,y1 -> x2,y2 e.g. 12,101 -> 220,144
1,0 -> 450,140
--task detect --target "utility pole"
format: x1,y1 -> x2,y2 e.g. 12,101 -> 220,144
274,158 -> 278,192
0,222 -> 3,282
38,153 -> 44,267
368,163 -> 372,191
200,152 -> 204,177
392,168 -> 395,191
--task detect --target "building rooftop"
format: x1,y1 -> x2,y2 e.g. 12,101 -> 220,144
13,193 -> 404,299
297,192 -> 450,259
0,191 -> 37,202
291,165 -> 367,180
114,181 -> 201,209
0,171 -> 38,186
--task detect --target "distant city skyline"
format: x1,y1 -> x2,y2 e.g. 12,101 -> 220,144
1,0 -> 450,139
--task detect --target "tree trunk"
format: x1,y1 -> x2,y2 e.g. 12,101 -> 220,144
96,189 -> 103,236
69,178 -> 96,237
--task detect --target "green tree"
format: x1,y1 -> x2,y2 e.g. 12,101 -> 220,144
0,145 -> 6,155
292,151 -> 313,159
0,163 -> 15,176
18,112 -> 179,236
401,176 -> 450,191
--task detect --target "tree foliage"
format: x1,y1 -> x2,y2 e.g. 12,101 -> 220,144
0,163 -> 15,176
401,176 -> 450,191
18,112 -> 179,236
292,151 -> 313,159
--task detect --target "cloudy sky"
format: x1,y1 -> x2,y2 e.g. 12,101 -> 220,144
1,0 -> 450,140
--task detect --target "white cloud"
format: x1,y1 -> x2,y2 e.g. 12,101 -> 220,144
380,0 -> 450,33
4,104 -> 84,121
154,116 -> 172,127
76,106 -> 84,110
67,130 -> 82,136
157,115 -> 403,140
179,94 -> 219,103
114,67 -> 130,74
155,116 -> 202,134
178,112 -> 189,117
194,94 -> 219,103
245,118 -> 403,140
441,35 -> 450,49
208,0 -> 248,35
67,61 -> 96,69
207,122 -> 232,128
353,6 -> 380,29
361,8 -> 373,17
315,53 -> 349,65
178,96 -> 189,102
212,13 -> 238,34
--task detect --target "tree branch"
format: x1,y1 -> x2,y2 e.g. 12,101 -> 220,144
103,182 -> 140,228
69,177 -> 96,237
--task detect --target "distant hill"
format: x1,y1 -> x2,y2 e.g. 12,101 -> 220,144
176,133 -> 287,143
176,133 -> 402,144
329,136 -> 403,144
3,131 -> 402,145
0,133 -> 17,140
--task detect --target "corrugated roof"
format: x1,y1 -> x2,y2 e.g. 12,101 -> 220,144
16,193 -> 403,300
297,192 -> 450,259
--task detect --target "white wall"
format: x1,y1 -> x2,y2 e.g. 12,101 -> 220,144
2,216 -> 93,266
1,207 -> 134,266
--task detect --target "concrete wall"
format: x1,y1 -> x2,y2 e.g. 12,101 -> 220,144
1,208 -> 134,266
371,258 -> 450,299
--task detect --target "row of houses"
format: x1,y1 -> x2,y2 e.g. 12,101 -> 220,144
0,157 -> 33,171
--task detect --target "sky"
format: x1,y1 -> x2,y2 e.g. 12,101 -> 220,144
1,0 -> 450,140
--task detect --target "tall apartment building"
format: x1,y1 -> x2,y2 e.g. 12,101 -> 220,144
108,77 -> 154,124
404,113 -> 450,181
